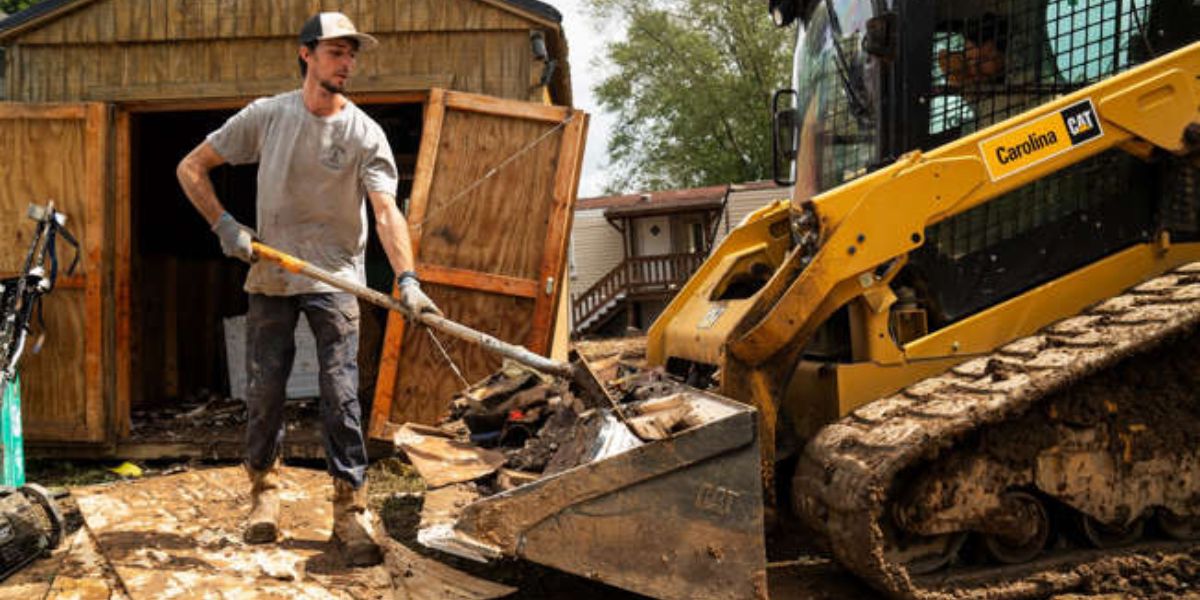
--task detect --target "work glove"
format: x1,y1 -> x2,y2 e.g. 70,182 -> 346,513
212,212 -> 255,263
397,272 -> 442,318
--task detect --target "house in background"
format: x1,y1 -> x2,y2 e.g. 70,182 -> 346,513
570,180 -> 785,337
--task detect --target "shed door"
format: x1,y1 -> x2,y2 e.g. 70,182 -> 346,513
0,103 -> 110,444
370,90 -> 588,436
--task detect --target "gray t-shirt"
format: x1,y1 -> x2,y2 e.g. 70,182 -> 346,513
207,90 -> 398,295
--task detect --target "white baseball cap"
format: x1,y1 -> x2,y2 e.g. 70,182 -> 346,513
298,12 -> 379,51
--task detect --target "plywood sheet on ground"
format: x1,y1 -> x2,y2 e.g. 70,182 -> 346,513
74,466 -> 388,598
70,466 -> 514,600
0,524 -> 128,600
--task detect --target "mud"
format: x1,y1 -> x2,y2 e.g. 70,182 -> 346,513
1066,547 -> 1200,598
797,263 -> 1200,599
954,327 -> 1200,473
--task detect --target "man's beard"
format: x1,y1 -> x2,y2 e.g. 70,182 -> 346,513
319,78 -> 346,94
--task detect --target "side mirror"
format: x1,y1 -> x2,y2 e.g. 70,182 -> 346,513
772,88 -> 800,187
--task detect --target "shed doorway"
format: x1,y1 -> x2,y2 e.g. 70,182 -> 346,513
122,100 -> 424,458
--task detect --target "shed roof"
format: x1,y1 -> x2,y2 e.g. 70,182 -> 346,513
0,0 -> 562,39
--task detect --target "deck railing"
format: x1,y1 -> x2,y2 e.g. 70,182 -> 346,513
572,253 -> 705,332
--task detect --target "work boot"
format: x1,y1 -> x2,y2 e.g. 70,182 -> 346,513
244,461 -> 281,544
331,478 -> 383,566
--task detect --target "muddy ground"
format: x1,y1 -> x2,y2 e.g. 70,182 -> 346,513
4,334 -> 1196,598
8,454 -> 1198,599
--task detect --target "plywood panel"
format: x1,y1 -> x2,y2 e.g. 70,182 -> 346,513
390,287 -> 534,425
373,91 -> 586,433
419,110 -> 561,279
0,117 -> 88,272
0,105 -> 107,444
19,290 -> 91,438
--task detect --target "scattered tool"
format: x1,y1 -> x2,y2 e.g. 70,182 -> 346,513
0,203 -> 79,487
249,241 -> 629,422
0,483 -> 65,582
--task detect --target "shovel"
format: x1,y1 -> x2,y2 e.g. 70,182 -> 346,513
250,241 -> 628,420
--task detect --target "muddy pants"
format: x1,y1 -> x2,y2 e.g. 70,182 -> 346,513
244,292 -> 368,488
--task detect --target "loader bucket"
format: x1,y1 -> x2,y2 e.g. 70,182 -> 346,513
422,387 -> 767,600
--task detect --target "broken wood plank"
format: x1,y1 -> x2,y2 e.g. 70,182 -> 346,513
496,469 -> 539,491
394,424 -> 506,488
627,405 -> 693,442
634,393 -> 687,415
385,536 -> 515,600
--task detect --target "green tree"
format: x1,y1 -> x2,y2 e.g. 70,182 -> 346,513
588,0 -> 793,192
1,0 -> 39,17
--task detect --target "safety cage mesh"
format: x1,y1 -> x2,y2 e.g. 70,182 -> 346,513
910,0 -> 1198,326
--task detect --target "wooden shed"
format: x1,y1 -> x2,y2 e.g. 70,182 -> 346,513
0,0 -> 586,455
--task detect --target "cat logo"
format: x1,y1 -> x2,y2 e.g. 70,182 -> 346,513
1061,100 -> 1102,145
1067,114 -> 1093,135
980,98 -> 1103,181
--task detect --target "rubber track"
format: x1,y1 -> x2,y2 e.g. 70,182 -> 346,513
796,261 -> 1200,599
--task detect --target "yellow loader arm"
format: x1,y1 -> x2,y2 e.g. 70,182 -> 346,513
654,41 -> 1200,479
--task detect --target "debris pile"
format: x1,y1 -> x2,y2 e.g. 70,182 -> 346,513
128,394 -> 319,442
393,361 -> 700,496
570,336 -> 647,383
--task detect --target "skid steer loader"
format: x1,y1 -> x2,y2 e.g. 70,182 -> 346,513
431,1 -> 1200,598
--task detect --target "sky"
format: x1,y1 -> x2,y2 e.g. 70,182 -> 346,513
551,0 -> 620,199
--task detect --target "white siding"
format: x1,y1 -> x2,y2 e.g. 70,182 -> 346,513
715,187 -> 790,245
569,208 -> 626,302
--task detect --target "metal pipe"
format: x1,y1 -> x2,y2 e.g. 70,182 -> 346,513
251,242 -> 575,379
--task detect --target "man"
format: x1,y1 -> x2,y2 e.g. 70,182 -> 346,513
176,12 -> 439,566
935,6 -> 1059,132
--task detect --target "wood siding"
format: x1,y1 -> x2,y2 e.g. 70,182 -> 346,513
16,0 -> 530,43
4,0 -> 553,103
568,208 -> 624,303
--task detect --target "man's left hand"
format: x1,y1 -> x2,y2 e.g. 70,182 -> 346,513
397,273 -> 442,318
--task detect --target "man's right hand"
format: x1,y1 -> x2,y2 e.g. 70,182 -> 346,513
212,212 -> 255,262
397,272 -> 442,318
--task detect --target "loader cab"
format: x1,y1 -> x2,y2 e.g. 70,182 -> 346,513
774,0 -> 1199,194
772,0 -> 1200,342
